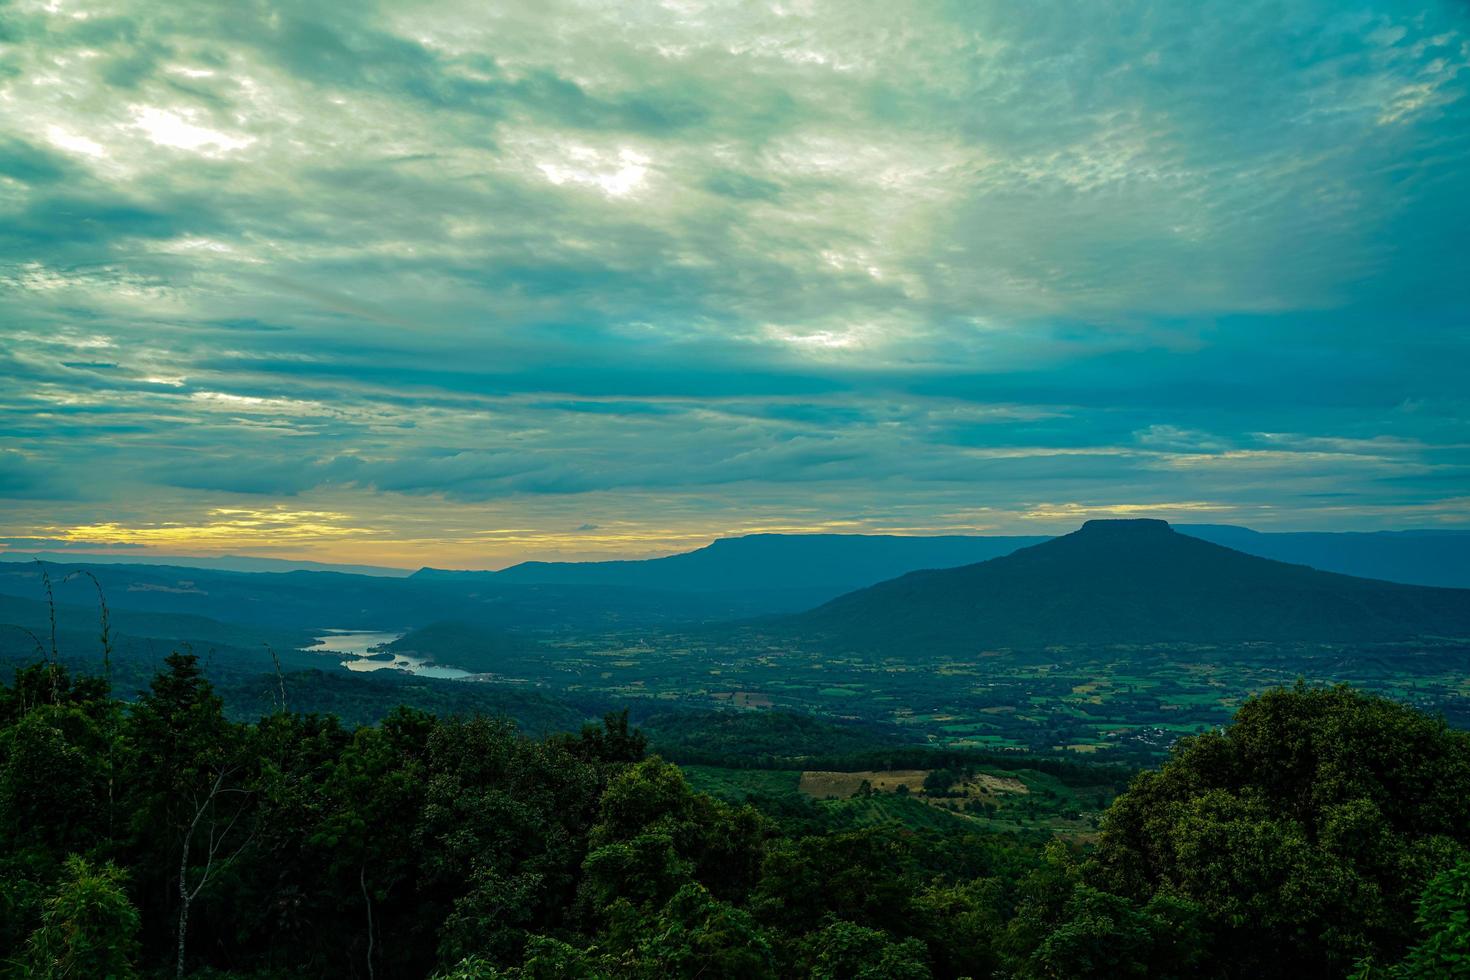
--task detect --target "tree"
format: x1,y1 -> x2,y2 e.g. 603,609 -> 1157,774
799,919 -> 931,980
911,877 -> 1008,979
553,710 -> 647,767
307,708 -> 431,978
631,883 -> 776,979
1025,886 -> 1202,979
23,855 -> 140,979
434,936 -> 610,979
1085,684 -> 1470,976
0,704 -> 108,857
122,651 -> 248,974
753,828 -> 921,938
1357,858 -> 1470,978
1398,859 -> 1470,977
922,769 -> 960,796
419,715 -> 602,967
583,758 -> 765,915
173,764 -> 253,978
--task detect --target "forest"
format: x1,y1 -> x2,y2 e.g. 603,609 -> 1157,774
3,652 -> 1469,979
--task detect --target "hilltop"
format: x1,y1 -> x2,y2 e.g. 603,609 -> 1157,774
783,519 -> 1470,653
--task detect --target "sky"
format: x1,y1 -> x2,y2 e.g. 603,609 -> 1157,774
1,0 -> 1468,569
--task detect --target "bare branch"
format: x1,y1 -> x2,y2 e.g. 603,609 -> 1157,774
177,766 -> 255,977
33,560 -> 59,703
265,644 -> 287,714
64,569 -> 112,687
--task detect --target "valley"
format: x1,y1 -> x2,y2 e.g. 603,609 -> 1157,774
5,521 -> 1468,770
395,627 -> 1470,763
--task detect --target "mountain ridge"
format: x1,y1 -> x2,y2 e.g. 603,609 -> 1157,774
413,524 -> 1470,591
413,532 -> 1051,599
780,519 -> 1470,653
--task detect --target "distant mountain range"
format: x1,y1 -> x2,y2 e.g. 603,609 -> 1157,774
0,551 -> 411,577
3,524 -> 1467,674
0,560 -> 762,637
1175,526 -> 1470,589
782,519 -> 1470,653
414,533 -> 1050,605
418,525 -> 1470,593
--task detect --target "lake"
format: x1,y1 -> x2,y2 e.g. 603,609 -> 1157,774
309,629 -> 470,680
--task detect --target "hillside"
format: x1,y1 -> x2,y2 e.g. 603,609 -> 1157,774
0,592 -> 313,660
415,532 -> 1049,601
1178,525 -> 1470,588
784,519 -> 1470,653
384,620 -> 544,674
0,560 -> 784,633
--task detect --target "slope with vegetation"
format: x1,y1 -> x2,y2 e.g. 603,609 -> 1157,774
2,652 -> 1468,978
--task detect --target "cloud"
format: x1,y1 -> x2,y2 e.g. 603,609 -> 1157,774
0,449 -> 73,500
1,0 -> 1468,565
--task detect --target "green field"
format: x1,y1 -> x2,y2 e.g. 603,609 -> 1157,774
678,761 -> 1119,836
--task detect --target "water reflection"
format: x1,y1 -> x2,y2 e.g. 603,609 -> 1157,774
309,629 -> 469,680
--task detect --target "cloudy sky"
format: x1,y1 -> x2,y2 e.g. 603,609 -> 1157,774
2,0 -> 1468,568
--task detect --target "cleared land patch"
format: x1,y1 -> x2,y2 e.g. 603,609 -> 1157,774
971,772 -> 1028,794
800,769 -> 930,799
798,768 -> 1028,801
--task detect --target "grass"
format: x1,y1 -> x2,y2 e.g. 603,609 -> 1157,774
798,769 -> 930,799
819,794 -> 970,833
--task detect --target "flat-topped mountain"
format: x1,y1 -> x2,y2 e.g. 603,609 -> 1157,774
783,519 -> 1470,653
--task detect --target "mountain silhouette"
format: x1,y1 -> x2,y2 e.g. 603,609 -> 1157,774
1177,525 -> 1470,588
414,532 -> 1048,603
783,519 -> 1470,652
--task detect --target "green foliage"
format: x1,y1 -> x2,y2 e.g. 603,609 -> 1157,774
630,883 -> 776,979
21,856 -> 140,979
638,709 -> 899,766
584,758 -> 765,910
800,919 -> 931,979
223,668 -> 596,735
1027,886 -> 1203,979
1400,859 -> 1470,977
1,658 -> 1467,980
1087,683 -> 1470,977
436,937 -> 611,978
1358,858 -> 1470,978
0,704 -> 109,856
922,768 -> 960,795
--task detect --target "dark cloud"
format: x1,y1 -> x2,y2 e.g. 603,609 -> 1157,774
2,0 -> 1468,562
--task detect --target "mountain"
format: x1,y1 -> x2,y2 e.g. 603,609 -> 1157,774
0,559 -> 794,634
10,524 -> 1461,588
415,532 -> 1049,604
9,525 -> 1464,644
782,519 -> 1470,653
1177,525 -> 1470,589
0,592 -> 312,653
0,551 -> 411,577
0,590 -> 325,689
